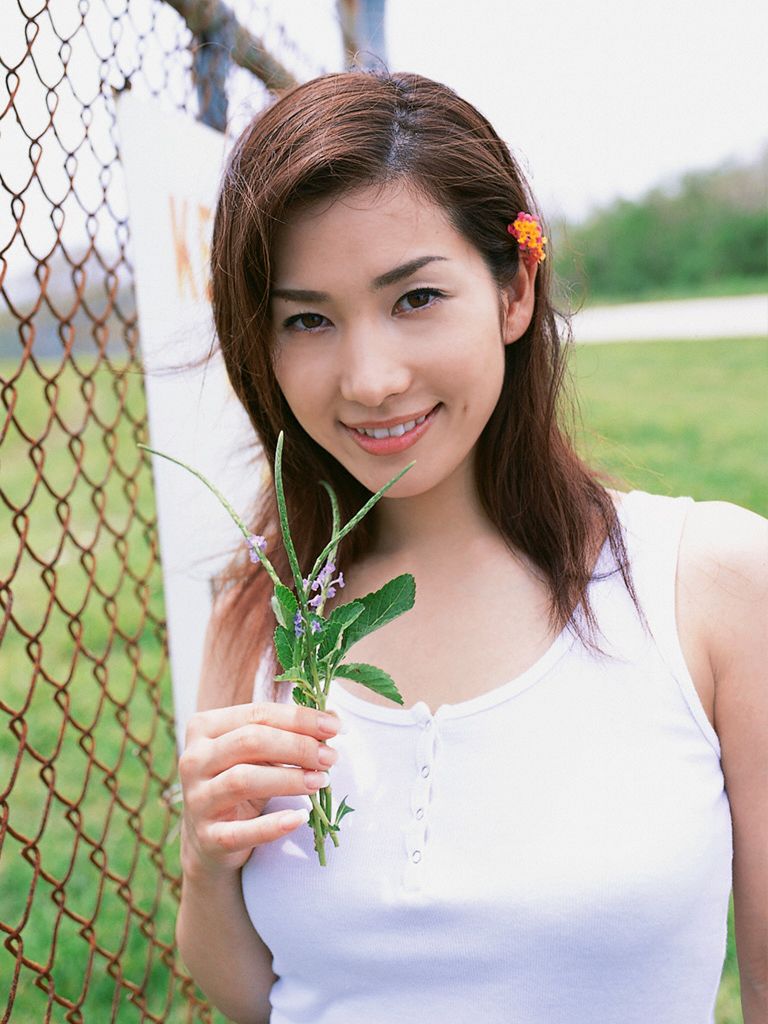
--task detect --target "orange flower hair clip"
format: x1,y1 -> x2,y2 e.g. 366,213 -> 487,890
507,212 -> 547,265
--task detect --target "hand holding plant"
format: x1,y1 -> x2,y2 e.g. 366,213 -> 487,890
139,433 -> 415,864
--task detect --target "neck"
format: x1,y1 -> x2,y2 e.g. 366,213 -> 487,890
369,458 -> 501,566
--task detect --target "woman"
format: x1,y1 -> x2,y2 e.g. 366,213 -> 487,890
175,70 -> 766,1023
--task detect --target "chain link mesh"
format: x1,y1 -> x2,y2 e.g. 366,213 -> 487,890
0,1 -> 335,1019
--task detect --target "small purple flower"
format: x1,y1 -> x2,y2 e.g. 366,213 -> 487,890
310,619 -> 322,634
247,534 -> 267,563
318,561 -> 335,584
305,560 -> 345,608
293,610 -> 304,638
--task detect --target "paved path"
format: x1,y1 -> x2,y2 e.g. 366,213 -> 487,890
571,293 -> 768,343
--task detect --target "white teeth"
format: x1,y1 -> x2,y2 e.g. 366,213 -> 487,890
353,409 -> 433,439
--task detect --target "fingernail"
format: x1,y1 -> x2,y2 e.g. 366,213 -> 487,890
305,770 -> 330,789
280,808 -> 310,829
317,746 -> 338,768
317,712 -> 341,736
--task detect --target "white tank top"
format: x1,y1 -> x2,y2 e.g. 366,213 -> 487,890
241,490 -> 733,1024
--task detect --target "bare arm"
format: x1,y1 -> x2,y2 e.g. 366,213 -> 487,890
175,597 -> 340,1024
176,860 -> 277,1024
688,501 -> 768,1022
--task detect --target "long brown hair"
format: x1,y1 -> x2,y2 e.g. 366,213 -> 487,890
206,69 -> 639,705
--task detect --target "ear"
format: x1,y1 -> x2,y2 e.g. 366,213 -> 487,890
500,257 -> 537,345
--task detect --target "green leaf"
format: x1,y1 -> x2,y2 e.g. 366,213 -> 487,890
292,687 -> 317,708
342,574 -> 416,650
274,583 -> 298,629
333,662 -> 404,705
273,626 -> 294,671
317,601 -> 365,660
333,796 -> 355,826
275,667 -> 310,685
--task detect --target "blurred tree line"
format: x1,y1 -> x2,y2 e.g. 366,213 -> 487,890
553,147 -> 768,304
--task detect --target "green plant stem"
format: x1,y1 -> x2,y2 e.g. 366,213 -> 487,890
311,795 -> 331,828
311,794 -> 337,853
136,444 -> 283,587
322,789 -> 339,846
273,432 -> 308,599
310,660 -> 323,706
308,461 -> 414,582
309,793 -> 333,865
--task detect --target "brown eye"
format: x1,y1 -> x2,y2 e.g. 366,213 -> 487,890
396,288 -> 444,314
284,312 -> 327,332
298,314 -> 324,329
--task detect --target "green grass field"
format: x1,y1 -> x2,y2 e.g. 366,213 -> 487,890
2,335 -> 766,1022
571,335 -> 767,516
566,274 -> 768,307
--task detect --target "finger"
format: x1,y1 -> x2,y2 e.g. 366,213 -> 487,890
186,701 -> 341,744
201,763 -> 331,815
200,722 -> 340,779
206,807 -> 311,854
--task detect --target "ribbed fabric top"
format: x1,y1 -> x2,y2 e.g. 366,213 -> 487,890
241,490 -> 733,1024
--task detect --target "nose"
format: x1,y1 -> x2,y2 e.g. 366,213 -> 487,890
338,328 -> 412,408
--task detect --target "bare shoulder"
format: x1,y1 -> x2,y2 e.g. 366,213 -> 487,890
678,499 -> 768,647
673,499 -> 767,736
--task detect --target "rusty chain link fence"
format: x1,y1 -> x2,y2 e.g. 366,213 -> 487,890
0,1 -> 337,1019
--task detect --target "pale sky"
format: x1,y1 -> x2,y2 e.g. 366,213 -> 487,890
3,0 -> 766,301
384,0 -> 768,220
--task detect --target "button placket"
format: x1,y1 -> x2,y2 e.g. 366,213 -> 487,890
404,706 -> 436,887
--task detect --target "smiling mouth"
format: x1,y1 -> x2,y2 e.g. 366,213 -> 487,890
350,411 -> 431,440
348,403 -> 438,440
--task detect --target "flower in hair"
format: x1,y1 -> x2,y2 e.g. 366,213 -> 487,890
508,212 -> 547,264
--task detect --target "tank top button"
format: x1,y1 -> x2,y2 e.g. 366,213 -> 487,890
415,807 -> 424,820
420,765 -> 430,778
411,850 -> 422,864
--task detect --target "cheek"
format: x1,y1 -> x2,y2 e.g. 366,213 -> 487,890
434,317 -> 506,393
273,351 -> 343,453
273,350 -> 321,417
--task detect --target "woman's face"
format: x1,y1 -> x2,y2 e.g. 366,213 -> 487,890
270,183 -> 534,499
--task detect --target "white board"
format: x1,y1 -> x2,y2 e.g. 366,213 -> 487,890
116,93 -> 261,751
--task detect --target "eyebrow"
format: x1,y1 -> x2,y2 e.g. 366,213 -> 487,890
270,255 -> 449,303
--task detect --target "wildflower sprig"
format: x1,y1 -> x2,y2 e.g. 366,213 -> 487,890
138,434 -> 416,865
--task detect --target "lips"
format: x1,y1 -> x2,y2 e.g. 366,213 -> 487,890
351,410 -> 430,439
342,404 -> 441,456
344,404 -> 438,432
